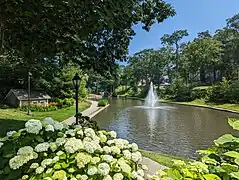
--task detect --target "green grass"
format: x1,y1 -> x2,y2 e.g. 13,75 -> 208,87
0,101 -> 91,137
183,99 -> 239,112
0,101 -> 91,121
139,149 -> 190,167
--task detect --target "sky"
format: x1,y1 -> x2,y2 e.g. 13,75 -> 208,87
128,0 -> 239,55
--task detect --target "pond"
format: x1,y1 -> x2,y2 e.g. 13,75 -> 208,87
93,98 -> 239,158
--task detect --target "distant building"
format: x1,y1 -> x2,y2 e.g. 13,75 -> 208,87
4,89 -> 51,107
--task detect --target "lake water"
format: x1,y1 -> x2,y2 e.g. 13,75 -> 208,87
93,98 -> 239,158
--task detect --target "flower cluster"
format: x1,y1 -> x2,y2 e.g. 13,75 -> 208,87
0,118 -> 146,180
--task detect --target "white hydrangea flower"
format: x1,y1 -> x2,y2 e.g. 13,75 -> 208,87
65,129 -> 75,137
75,152 -> 92,169
131,152 -> 142,162
107,140 -> 114,146
81,175 -> 88,180
132,171 -> 138,178
83,140 -> 100,154
52,156 -> 60,163
35,142 -> 50,152
137,169 -> 144,177
84,128 -> 96,138
41,158 -> 53,168
53,122 -> 64,131
22,175 -> 29,180
43,117 -> 55,125
87,166 -> 98,175
113,173 -> 124,180
64,137 -> 83,153
103,175 -> 113,180
142,165 -> 148,170
0,142 -> 4,148
56,137 -> 66,146
50,142 -> 58,152
70,178 -> 77,180
103,146 -> 111,154
118,159 -> 131,174
123,150 -> 131,160
46,168 -> 53,174
98,163 -> 110,176
99,134 -> 107,143
9,156 -> 26,170
77,129 -> 84,136
17,146 -> 34,156
109,131 -> 117,138
131,143 -> 138,152
6,131 -> 17,137
56,150 -> 64,156
36,166 -> 45,174
25,119 -> 42,134
136,176 -> 144,180
110,146 -> 121,155
74,124 -> 82,129
45,124 -> 54,132
91,157 -> 101,164
30,163 -> 39,169
102,155 -> 114,163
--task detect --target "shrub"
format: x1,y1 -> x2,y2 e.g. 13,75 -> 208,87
191,86 -> 211,100
0,118 -> 146,180
55,98 -> 74,109
154,118 -> 239,180
208,78 -> 239,103
98,99 -> 108,107
0,104 -> 9,109
20,104 -> 58,112
174,86 -> 193,102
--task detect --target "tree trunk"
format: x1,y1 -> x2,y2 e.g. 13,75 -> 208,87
200,66 -> 206,84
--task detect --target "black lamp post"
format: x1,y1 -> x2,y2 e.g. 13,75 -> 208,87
72,73 -> 81,124
27,72 -> 32,115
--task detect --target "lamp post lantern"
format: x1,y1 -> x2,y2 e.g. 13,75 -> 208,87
72,73 -> 81,124
27,72 -> 32,115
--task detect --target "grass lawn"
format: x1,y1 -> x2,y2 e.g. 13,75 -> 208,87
139,149 -> 189,167
0,101 -> 91,137
160,99 -> 239,112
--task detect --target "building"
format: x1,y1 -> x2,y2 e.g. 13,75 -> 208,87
4,89 -> 51,107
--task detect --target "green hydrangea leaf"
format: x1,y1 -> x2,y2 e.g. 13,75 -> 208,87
224,151 -> 239,159
203,174 -> 221,180
215,134 -> 236,145
228,118 -> 239,130
202,156 -> 218,165
230,172 -> 239,179
234,158 -> 239,165
221,163 -> 238,173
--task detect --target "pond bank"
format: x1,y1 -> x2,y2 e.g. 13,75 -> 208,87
117,95 -> 239,114
63,100 -> 109,124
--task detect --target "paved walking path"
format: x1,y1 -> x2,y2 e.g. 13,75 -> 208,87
63,101 -> 99,125
142,157 -> 168,179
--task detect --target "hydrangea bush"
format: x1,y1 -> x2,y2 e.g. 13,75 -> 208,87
0,118 -> 146,180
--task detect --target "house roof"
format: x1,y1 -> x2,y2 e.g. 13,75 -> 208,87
5,89 -> 51,101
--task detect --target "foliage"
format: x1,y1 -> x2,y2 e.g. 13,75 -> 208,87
208,78 -> 239,103
20,104 -> 58,112
0,0 -> 175,76
191,86 -> 211,100
154,118 -> 239,180
98,100 -> 109,107
0,118 -> 146,180
55,98 -> 74,109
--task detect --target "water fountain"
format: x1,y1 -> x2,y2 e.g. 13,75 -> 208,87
144,82 -> 158,107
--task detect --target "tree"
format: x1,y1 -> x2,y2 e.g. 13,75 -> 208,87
182,34 -> 222,84
0,0 -> 175,74
161,30 -> 189,74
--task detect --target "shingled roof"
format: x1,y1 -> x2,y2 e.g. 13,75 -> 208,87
5,89 -> 51,101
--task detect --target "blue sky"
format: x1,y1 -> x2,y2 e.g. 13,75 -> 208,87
128,0 -> 239,55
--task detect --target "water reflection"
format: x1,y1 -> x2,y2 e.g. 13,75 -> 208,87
93,98 -> 239,158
